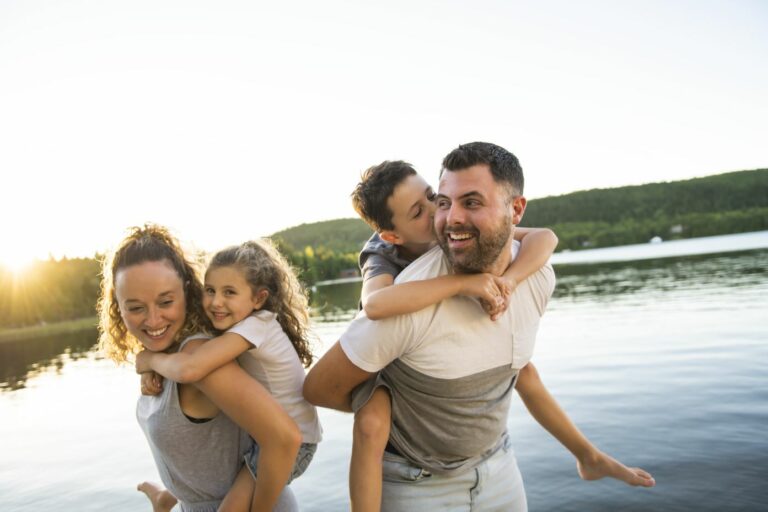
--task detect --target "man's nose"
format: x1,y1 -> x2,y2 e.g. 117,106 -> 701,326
446,203 -> 465,225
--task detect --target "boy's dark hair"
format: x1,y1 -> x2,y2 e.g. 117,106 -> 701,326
441,142 -> 524,197
351,160 -> 417,231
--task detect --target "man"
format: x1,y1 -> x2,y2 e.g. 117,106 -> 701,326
304,142 -> 652,511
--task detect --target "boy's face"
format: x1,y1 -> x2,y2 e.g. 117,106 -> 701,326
384,173 -> 437,251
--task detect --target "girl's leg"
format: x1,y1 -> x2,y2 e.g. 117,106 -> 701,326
350,387 -> 392,512
137,481 -> 178,512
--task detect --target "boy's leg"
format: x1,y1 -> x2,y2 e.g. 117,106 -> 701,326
137,481 -> 178,512
350,387 -> 392,512
218,465 -> 255,512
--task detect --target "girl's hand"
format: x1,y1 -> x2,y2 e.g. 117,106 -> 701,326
135,349 -> 153,374
140,371 -> 164,396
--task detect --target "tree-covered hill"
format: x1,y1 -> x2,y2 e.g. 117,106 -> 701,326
273,168 -> 768,256
521,168 -> 768,249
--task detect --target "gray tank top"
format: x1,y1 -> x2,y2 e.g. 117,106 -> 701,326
136,336 -> 252,512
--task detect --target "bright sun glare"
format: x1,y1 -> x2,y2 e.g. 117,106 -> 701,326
0,253 -> 36,275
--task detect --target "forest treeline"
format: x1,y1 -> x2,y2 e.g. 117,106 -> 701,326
2,168 -> 766,330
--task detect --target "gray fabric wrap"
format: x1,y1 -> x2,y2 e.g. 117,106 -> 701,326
351,359 -> 518,476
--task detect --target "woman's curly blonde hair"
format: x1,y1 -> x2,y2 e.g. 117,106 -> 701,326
97,224 -> 211,363
207,239 -> 314,367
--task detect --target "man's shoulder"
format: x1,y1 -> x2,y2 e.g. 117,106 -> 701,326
394,245 -> 449,283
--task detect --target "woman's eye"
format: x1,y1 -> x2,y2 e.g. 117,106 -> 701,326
160,300 -> 173,307
413,207 -> 423,219
427,192 -> 436,202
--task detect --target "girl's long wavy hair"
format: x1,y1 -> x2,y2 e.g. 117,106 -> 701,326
208,239 -> 314,367
97,224 -> 211,363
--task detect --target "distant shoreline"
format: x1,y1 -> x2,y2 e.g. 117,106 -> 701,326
0,317 -> 97,344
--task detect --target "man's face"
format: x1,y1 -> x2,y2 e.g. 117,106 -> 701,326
434,164 -> 524,274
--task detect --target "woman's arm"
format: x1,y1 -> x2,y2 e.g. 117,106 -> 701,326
135,332 -> 251,383
362,272 -> 507,320
503,228 -> 558,291
193,355 -> 302,511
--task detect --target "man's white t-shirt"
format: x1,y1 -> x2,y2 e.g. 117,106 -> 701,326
340,242 -> 556,379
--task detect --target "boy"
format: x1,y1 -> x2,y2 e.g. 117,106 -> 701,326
348,160 -> 654,512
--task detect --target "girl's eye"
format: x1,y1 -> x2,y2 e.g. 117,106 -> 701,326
204,288 -> 214,295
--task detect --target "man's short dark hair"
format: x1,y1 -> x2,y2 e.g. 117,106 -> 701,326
351,160 -> 417,231
441,142 -> 524,197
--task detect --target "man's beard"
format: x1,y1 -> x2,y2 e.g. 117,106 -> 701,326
436,213 -> 512,274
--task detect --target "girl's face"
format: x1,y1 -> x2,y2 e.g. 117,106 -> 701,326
115,260 -> 188,352
203,265 -> 267,331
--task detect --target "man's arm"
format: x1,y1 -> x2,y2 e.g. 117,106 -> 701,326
516,362 -> 655,487
303,341 -> 376,412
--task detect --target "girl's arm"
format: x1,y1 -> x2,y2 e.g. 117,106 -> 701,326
184,340 -> 302,512
502,227 -> 558,291
362,271 -> 507,320
135,332 -> 251,383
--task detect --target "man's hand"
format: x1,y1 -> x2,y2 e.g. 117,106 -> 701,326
140,371 -> 164,396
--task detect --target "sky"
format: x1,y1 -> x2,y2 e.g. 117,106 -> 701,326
1,0 -> 766,266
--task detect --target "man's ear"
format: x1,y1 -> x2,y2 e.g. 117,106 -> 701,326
511,196 -> 527,225
379,230 -> 403,246
252,288 -> 269,310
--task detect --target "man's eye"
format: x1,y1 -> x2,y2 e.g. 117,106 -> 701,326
437,199 -> 450,209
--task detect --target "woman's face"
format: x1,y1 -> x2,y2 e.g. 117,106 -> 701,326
115,260 -> 187,352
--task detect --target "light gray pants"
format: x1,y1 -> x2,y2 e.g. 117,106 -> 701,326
380,435 -> 527,512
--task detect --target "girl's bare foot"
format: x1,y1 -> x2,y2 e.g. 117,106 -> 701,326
577,450 -> 656,487
137,481 -> 178,512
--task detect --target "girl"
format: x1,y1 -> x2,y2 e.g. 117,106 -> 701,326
99,224 -> 301,512
136,239 -> 322,506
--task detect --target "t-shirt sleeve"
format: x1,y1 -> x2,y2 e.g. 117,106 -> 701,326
226,316 -> 268,349
339,311 -> 419,373
361,252 -> 402,282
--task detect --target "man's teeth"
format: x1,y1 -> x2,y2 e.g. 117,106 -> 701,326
147,326 -> 168,337
449,233 -> 473,241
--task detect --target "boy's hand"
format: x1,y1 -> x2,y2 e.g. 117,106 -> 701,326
140,371 -> 164,396
458,273 -> 509,320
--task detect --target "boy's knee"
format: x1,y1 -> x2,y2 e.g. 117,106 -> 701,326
354,406 -> 390,444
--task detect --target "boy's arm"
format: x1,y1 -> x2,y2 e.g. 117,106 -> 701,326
135,332 -> 252,383
503,227 -> 558,291
362,272 -> 506,320
516,362 -> 655,487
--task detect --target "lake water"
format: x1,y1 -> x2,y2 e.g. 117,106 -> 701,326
1,231 -> 767,511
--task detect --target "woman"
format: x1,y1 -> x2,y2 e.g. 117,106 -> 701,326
98,224 -> 302,512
